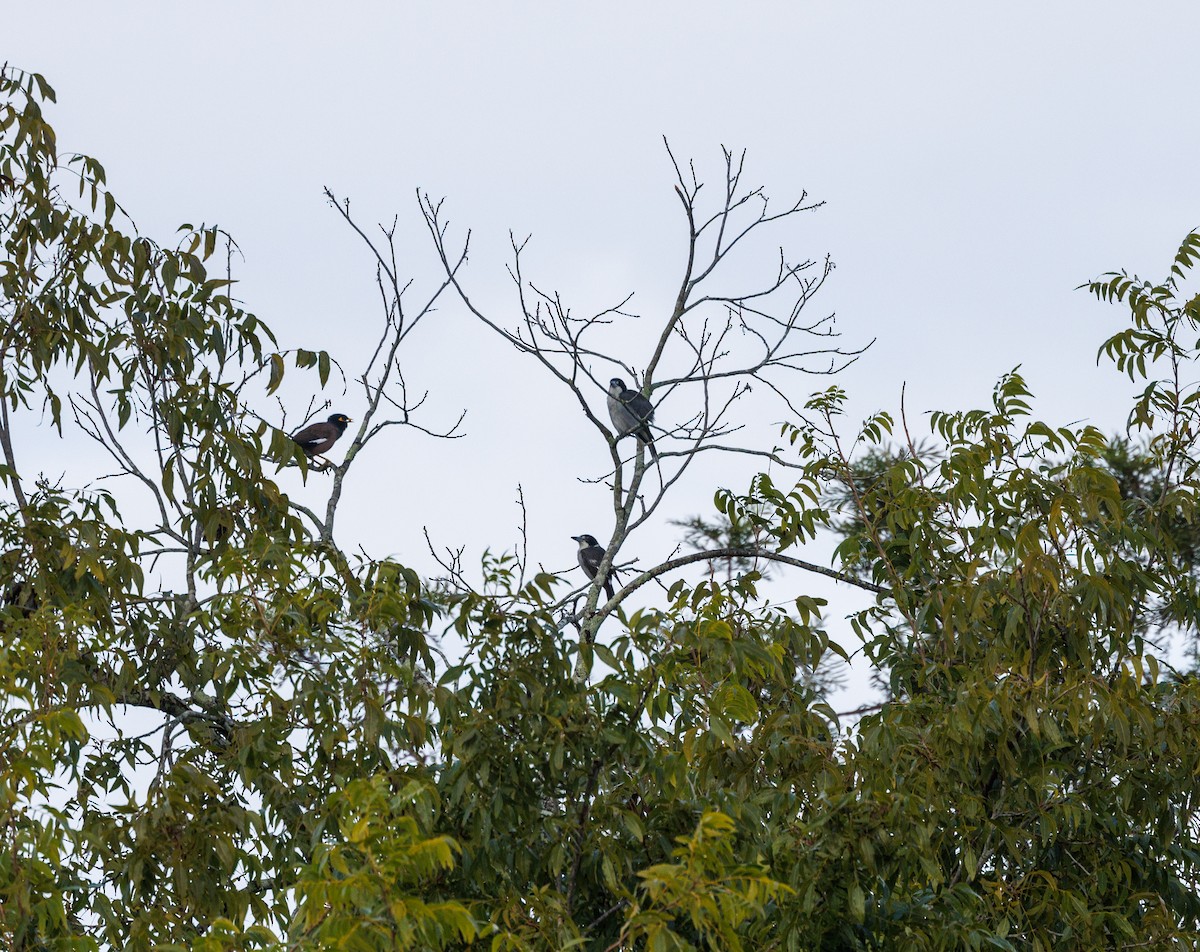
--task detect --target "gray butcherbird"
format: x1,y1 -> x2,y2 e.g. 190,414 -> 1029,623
607,377 -> 659,461
572,533 -> 616,602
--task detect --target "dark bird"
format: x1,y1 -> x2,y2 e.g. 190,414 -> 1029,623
2,579 -> 37,620
0,550 -> 36,620
291,413 -> 352,468
607,378 -> 659,460
572,533 -> 616,602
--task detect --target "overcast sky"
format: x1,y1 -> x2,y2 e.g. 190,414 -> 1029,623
8,3 -> 1200,708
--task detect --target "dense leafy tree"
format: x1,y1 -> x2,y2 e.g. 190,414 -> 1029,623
3,70 -> 1199,951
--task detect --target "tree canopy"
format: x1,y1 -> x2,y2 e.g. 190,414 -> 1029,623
2,69 -> 1199,951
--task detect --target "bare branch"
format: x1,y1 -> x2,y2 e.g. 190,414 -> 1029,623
313,189 -> 470,544
418,146 -> 867,652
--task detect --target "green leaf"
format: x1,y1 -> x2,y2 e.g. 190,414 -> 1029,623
267,353 -> 285,394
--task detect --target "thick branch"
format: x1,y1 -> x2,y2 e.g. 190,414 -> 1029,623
619,545 -> 887,597
0,388 -> 30,517
574,545 -> 888,634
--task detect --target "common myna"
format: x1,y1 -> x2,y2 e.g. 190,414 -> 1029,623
572,533 -> 616,602
607,377 -> 659,461
291,412 -> 352,468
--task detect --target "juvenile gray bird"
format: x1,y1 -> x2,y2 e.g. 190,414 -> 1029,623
291,412 -> 352,467
572,533 -> 615,602
607,377 -> 659,460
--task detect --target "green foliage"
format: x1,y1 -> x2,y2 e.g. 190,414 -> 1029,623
3,70 -> 1200,951
620,811 -> 790,951
671,513 -> 777,581
294,777 -> 476,950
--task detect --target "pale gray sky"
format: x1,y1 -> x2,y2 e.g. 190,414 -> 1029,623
8,3 -> 1200,707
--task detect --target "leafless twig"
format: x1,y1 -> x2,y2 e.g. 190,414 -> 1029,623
421,144 -> 869,653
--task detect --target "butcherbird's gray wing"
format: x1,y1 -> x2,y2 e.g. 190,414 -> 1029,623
576,539 -> 616,601
607,382 -> 659,460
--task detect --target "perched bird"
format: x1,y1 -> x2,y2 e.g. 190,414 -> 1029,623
291,412 -> 352,468
607,378 -> 659,460
2,578 -> 37,620
572,533 -> 616,602
0,550 -> 36,620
